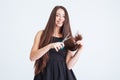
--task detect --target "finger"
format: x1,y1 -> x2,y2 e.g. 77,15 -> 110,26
56,42 -> 62,49
54,45 -> 59,52
61,42 -> 64,47
59,42 -> 65,49
55,42 -> 65,51
76,40 -> 81,44
57,45 -> 61,50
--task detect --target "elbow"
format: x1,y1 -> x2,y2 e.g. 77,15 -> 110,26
30,56 -> 34,62
67,65 -> 72,70
66,63 -> 73,70
29,54 -> 35,62
29,51 -> 37,62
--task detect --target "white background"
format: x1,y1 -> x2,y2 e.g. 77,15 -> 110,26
0,0 -> 120,80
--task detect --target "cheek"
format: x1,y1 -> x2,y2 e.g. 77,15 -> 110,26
63,18 -> 65,21
62,18 -> 65,22
55,17 -> 59,21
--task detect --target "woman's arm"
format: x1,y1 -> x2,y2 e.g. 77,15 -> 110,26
29,30 -> 52,61
30,30 -> 64,61
66,40 -> 83,70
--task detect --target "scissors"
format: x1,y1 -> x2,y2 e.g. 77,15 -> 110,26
62,33 -> 71,43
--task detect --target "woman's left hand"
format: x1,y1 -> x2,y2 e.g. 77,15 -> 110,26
76,40 -> 83,45
76,40 -> 83,51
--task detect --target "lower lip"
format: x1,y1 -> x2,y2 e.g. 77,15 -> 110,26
57,22 -> 63,24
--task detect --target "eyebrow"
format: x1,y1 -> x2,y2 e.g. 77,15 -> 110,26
56,13 -> 65,16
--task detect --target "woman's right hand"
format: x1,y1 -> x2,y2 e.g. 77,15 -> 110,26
50,42 -> 64,52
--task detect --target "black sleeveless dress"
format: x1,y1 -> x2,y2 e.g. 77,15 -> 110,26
34,37 -> 77,80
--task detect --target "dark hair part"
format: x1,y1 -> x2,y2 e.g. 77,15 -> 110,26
34,5 -> 73,75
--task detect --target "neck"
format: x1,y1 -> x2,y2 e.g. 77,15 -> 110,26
53,27 -> 62,37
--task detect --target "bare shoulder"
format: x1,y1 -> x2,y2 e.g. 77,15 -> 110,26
35,30 -> 44,38
36,30 -> 44,36
34,30 -> 44,42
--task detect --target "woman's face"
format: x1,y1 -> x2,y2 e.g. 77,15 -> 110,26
55,8 -> 65,27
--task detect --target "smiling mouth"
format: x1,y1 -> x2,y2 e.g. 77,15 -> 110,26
57,21 -> 63,24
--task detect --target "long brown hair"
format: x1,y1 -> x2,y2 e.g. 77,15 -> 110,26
34,6 -> 73,75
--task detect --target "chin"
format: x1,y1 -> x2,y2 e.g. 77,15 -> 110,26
56,24 -> 63,27
56,24 -> 63,28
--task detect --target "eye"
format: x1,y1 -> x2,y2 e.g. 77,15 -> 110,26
56,14 -> 65,19
56,14 -> 60,17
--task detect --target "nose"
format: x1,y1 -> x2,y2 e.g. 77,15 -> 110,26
59,16 -> 63,20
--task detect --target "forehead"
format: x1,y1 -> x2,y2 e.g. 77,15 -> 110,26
56,8 -> 65,15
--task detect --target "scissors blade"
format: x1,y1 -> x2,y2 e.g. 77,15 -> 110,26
62,33 -> 71,42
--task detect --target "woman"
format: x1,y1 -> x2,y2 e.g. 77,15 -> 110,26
30,5 -> 82,80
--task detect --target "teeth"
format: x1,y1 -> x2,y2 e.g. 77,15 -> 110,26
58,21 -> 62,23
